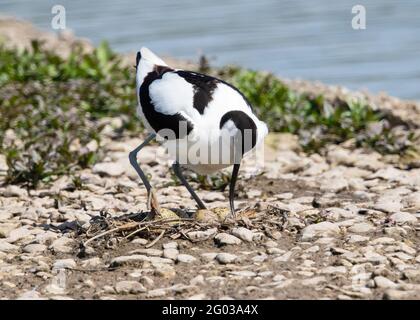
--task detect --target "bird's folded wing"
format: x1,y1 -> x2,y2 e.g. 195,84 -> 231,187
148,72 -> 196,118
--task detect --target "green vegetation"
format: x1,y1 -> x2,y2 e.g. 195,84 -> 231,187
0,41 -> 137,187
0,41 -> 416,187
215,67 -> 415,153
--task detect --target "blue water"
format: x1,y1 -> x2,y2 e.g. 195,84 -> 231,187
1,0 -> 420,100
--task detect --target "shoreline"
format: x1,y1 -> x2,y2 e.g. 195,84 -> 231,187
1,16 -> 420,128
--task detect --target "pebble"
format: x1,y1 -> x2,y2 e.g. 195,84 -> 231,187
17,290 -> 44,300
301,222 -> 340,241
163,248 -> 179,260
320,178 -> 348,192
390,212 -> 417,224
129,248 -> 162,256
403,269 -> 420,282
0,240 -> 19,252
190,275 -> 205,286
92,162 -> 125,177
321,266 -> 347,274
383,289 -> 413,300
176,254 -> 197,264
188,293 -> 207,300
2,185 -> 27,198
202,192 -> 225,202
187,228 -> 217,242
0,154 -> 8,173
348,222 -> 375,233
131,238 -> 148,245
115,281 -> 146,294
146,288 -> 168,298
216,253 -> 238,264
231,227 -> 254,242
44,284 -> 66,295
53,259 -> 76,270
374,276 -> 397,289
23,244 -> 47,254
162,241 -> 178,249
301,276 -> 326,286
0,223 -> 20,238
7,226 -> 33,243
201,252 -> 218,261
228,271 -> 256,278
154,264 -> 176,279
49,237 -> 75,254
109,255 -> 150,268
347,234 -> 370,243
267,247 -> 286,255
81,257 -> 103,268
374,198 -> 403,213
273,251 -> 292,263
214,233 -> 242,246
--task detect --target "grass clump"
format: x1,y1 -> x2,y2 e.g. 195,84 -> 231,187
0,41 -> 138,187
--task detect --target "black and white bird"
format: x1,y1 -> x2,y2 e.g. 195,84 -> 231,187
129,47 -> 268,217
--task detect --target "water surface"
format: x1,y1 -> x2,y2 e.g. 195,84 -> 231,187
2,0 -> 419,99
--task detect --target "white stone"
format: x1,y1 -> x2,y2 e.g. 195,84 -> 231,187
231,227 -> 254,242
163,248 -> 179,260
347,235 -> 370,243
348,222 -> 375,233
53,259 -> 76,270
301,222 -> 340,241
202,192 -> 225,202
23,244 -> 46,254
321,266 -> 347,274
273,251 -> 292,263
81,257 -> 103,268
373,197 -> 403,213
2,185 -> 27,197
115,281 -> 146,294
0,240 -> 18,252
214,233 -> 242,245
390,212 -> 417,224
216,253 -> 238,264
92,162 -> 125,177
374,276 -> 397,289
177,254 -> 197,264
162,241 -> 178,249
0,154 -> 8,173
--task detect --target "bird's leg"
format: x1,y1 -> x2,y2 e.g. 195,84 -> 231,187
128,133 -> 160,215
229,163 -> 241,218
172,162 -> 207,210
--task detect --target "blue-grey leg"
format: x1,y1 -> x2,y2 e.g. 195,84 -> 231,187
129,133 -> 159,212
172,162 -> 207,210
229,163 -> 241,218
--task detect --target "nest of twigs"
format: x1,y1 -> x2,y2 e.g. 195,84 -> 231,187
77,204 -> 289,257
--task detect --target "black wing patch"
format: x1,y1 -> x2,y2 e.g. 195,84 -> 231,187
175,70 -> 218,114
175,70 -> 254,114
140,67 -> 194,139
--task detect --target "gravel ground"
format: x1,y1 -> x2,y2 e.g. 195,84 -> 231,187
1,130 -> 419,300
